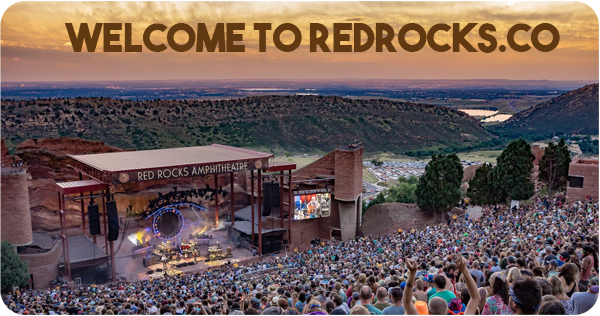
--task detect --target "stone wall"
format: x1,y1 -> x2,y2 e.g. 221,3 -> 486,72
19,242 -> 62,290
567,159 -> 599,203
1,168 -> 33,246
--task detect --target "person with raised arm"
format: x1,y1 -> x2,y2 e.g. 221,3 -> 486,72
456,253 -> 482,315
403,254 -> 481,315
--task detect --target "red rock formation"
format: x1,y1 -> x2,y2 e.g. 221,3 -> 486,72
531,145 -> 545,166
1,139 -> 9,161
361,203 -> 436,236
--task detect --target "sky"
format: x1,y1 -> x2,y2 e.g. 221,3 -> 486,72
1,1 -> 598,82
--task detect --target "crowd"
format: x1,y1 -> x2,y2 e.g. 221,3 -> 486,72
4,194 -> 598,315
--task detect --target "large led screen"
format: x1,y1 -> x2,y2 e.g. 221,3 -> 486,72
293,193 -> 331,220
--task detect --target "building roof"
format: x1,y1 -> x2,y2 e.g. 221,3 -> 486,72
267,161 -> 297,172
232,221 -> 287,235
61,235 -> 108,264
56,179 -> 109,195
68,144 -> 273,173
235,204 -> 260,222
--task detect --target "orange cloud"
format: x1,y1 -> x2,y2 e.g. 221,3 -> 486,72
1,1 -> 597,81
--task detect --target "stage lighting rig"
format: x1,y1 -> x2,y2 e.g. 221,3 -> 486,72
140,186 -> 228,220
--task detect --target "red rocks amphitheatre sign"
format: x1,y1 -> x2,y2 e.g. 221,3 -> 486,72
67,144 -> 272,185
115,160 -> 263,184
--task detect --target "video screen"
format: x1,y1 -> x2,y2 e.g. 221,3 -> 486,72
293,193 -> 331,220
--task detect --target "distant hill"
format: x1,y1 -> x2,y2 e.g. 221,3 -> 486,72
1,96 -> 493,153
493,84 -> 599,136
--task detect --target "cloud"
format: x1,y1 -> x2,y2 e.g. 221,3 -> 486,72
1,1 -> 597,81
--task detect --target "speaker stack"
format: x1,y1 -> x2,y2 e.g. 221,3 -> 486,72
262,182 -> 281,216
262,182 -> 272,216
107,201 -> 119,242
88,204 -> 101,235
271,182 -> 281,207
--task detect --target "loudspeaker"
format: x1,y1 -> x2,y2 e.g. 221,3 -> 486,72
107,201 -> 119,242
271,182 -> 281,208
271,241 -> 282,253
262,241 -> 271,255
262,182 -> 272,216
88,204 -> 101,235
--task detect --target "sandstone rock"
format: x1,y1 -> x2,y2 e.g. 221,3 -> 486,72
361,203 -> 436,236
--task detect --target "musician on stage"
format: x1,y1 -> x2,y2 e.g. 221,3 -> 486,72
161,255 -> 167,269
192,248 -> 198,263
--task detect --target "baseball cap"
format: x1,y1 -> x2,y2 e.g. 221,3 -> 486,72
559,252 -> 569,260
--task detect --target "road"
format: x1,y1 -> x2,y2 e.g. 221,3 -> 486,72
362,181 -> 385,199
507,101 -> 521,113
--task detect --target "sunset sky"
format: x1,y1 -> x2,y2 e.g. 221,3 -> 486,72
1,1 -> 598,82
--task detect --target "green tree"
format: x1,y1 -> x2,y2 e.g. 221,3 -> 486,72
363,192 -> 387,212
467,163 -> 502,205
371,159 -> 384,167
398,175 -> 419,185
385,182 -> 417,204
539,138 -> 571,198
416,153 -> 463,220
1,241 -> 29,292
495,138 -> 535,201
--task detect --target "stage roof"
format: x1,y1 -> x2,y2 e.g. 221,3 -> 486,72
68,144 -> 273,173
56,179 -> 109,195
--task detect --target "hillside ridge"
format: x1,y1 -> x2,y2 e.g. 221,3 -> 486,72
1,95 -> 493,153
494,83 -> 599,136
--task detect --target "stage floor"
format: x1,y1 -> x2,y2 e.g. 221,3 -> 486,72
57,207 -> 255,283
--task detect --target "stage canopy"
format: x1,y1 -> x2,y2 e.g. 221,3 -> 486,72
67,144 -> 273,184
